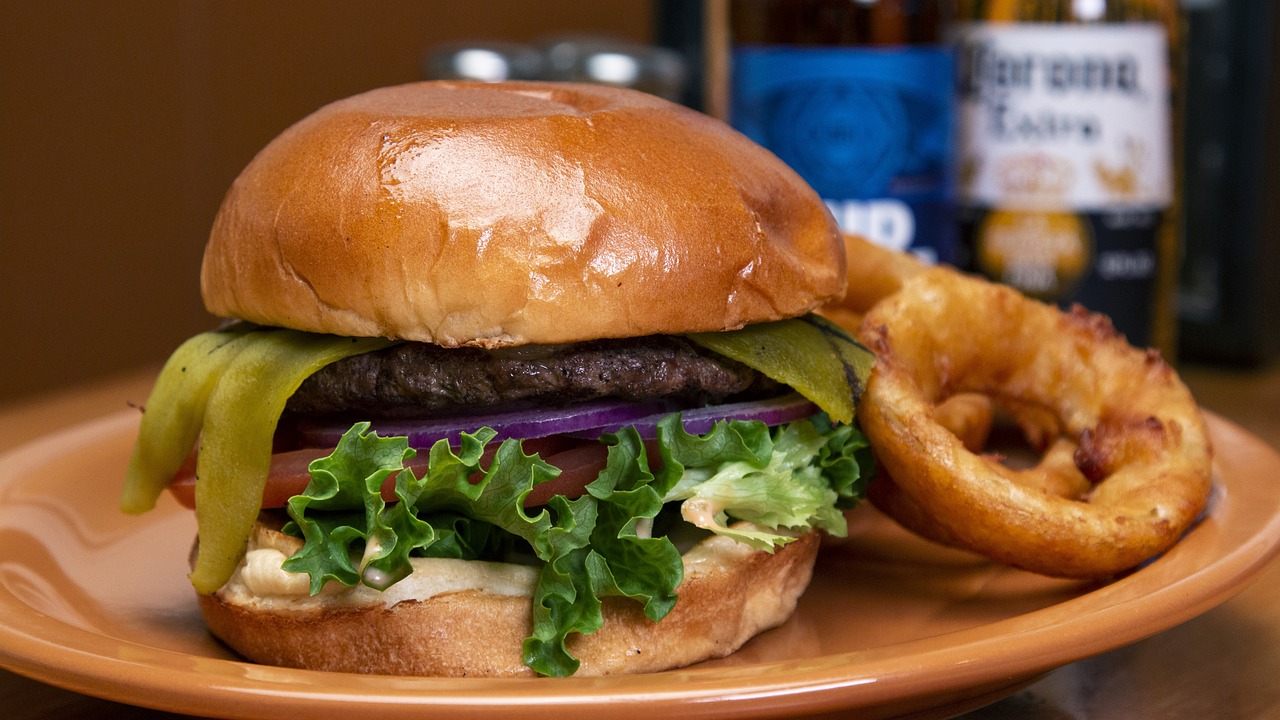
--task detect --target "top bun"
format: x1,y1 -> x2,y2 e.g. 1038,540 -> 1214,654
201,81 -> 844,347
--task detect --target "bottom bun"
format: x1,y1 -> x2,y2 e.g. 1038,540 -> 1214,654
198,521 -> 820,677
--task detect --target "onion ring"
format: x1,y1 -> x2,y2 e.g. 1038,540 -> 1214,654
931,393 -> 994,454
857,267 -> 1213,579
834,234 -> 926,314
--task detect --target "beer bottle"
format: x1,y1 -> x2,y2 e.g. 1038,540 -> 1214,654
954,0 -> 1181,351
723,0 -> 957,264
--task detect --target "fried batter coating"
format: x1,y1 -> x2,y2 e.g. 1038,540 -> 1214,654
857,268 -> 1213,579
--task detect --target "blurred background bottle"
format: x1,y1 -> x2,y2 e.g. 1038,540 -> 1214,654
954,0 -> 1181,353
424,37 -> 688,102
424,41 -> 546,82
719,0 -> 958,265
1176,0 -> 1279,365
539,36 -> 688,101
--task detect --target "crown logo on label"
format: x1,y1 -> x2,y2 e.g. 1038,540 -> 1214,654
994,153 -> 1075,204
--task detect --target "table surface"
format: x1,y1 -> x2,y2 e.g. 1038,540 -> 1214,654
1,361 -> 1278,720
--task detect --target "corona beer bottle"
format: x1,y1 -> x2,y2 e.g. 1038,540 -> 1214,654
954,0 -> 1180,351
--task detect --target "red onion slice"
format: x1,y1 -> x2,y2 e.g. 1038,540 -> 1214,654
295,394 -> 821,450
295,399 -> 670,448
570,393 -> 820,441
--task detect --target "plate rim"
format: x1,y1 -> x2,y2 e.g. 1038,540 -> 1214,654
1,410 -> 1279,719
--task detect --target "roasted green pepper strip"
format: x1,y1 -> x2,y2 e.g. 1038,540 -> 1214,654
688,315 -> 873,424
806,313 -> 876,403
120,324 -> 260,514
189,331 -> 395,594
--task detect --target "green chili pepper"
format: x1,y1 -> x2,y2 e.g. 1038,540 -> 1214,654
120,325 -> 260,514
688,315 -> 874,425
189,331 -> 395,594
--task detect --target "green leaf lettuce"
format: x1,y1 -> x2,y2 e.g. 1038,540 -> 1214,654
279,413 -> 871,677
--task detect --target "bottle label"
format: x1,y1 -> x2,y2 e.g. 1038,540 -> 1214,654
956,23 -> 1172,209
954,23 -> 1172,347
730,46 -> 957,263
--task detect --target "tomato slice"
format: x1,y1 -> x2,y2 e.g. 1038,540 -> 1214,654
166,435 -> 624,511
522,443 -> 610,508
166,447 -> 414,510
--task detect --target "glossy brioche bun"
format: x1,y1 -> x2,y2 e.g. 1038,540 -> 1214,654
200,81 -> 843,348
198,522 -> 819,677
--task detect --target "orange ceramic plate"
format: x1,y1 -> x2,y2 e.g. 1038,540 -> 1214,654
1,411 -> 1278,720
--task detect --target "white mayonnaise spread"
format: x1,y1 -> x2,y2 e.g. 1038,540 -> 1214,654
217,516 -> 787,612
218,524 -> 538,611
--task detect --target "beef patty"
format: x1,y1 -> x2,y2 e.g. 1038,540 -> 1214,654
285,335 -> 774,419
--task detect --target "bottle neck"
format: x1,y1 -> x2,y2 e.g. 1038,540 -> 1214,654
729,0 -> 948,46
958,0 -> 1173,23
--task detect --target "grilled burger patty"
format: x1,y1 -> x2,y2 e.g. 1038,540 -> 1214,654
284,335 -> 775,419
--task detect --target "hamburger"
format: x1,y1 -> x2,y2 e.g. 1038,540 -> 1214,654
120,81 -> 874,678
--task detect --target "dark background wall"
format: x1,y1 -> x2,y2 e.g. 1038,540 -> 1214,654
0,1 -> 655,403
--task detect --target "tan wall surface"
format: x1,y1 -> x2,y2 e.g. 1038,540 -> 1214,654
0,1 -> 653,403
